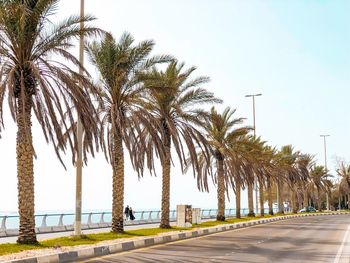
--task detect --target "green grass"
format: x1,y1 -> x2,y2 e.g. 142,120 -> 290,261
0,212 -> 340,256
0,227 -> 190,256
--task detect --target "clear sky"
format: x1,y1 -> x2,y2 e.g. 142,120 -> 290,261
0,0 -> 349,213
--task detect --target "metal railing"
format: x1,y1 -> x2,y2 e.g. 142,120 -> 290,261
0,208 -> 277,237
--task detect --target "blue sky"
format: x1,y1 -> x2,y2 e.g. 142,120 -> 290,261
0,0 -> 349,213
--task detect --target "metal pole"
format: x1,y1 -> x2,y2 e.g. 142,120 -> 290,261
245,94 -> 262,215
252,96 -> 258,214
320,134 -> 330,211
74,0 -> 84,236
252,96 -> 256,137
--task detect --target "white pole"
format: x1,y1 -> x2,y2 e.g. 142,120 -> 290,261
74,0 -> 84,236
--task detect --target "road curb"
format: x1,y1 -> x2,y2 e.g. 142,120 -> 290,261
5,212 -> 350,263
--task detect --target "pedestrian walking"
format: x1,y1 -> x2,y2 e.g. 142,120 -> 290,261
129,207 -> 135,220
124,205 -> 130,221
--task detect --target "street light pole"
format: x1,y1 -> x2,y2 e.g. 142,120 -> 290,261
320,134 -> 330,211
74,0 -> 84,236
245,93 -> 262,215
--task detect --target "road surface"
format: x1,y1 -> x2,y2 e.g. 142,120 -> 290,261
86,214 -> 350,263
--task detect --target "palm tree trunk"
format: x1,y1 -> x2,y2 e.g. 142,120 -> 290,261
111,131 -> 125,233
259,181 -> 264,216
277,181 -> 284,214
235,177 -> 241,219
291,186 -> 298,213
216,152 -> 225,221
248,182 -> 255,217
317,188 -> 322,211
267,178 -> 273,215
303,184 -> 308,208
16,96 -> 37,244
160,124 -> 171,228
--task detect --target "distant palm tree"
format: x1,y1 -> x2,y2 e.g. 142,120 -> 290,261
86,32 -> 172,232
296,154 -> 314,209
276,145 -> 299,214
140,61 -> 220,228
337,162 -> 350,209
310,165 -> 327,211
264,146 -> 279,215
241,136 -> 266,217
0,0 -> 100,244
254,143 -> 275,216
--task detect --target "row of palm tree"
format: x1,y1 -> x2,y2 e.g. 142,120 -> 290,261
0,0 -> 334,245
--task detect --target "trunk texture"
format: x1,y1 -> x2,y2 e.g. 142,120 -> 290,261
247,182 -> 255,217
160,124 -> 171,228
259,182 -> 264,216
111,131 -> 125,233
267,178 -> 273,215
235,177 -> 241,218
291,186 -> 298,213
16,96 -> 37,244
303,184 -> 308,208
277,181 -> 284,214
216,152 -> 225,221
317,188 -> 322,211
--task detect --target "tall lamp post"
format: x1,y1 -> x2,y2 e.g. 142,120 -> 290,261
74,0 -> 84,236
320,134 -> 330,211
245,93 -> 262,215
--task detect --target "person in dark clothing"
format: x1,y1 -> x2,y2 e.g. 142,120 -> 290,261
129,207 -> 135,220
124,205 -> 130,221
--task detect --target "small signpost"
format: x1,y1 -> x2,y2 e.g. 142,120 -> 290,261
177,205 -> 202,227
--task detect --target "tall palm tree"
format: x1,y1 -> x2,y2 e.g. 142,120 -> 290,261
310,165 -> 327,211
86,33 -> 172,233
0,0 -> 100,244
230,137 -> 257,218
201,107 -> 251,221
140,61 -> 221,228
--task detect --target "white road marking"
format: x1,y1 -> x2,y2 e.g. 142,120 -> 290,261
334,224 -> 350,263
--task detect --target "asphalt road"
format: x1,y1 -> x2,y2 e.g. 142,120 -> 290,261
85,214 -> 350,263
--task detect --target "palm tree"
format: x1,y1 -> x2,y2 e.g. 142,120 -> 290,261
86,33 -> 172,233
254,143 -> 275,216
242,136 -> 266,217
0,0 -> 100,244
200,107 -> 251,221
310,165 -> 327,211
230,136 -> 258,218
275,145 -> 299,214
264,146 -> 279,215
337,162 -> 350,209
296,154 -> 314,209
140,61 -> 221,228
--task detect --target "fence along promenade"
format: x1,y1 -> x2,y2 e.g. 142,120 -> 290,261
0,208 -> 258,238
